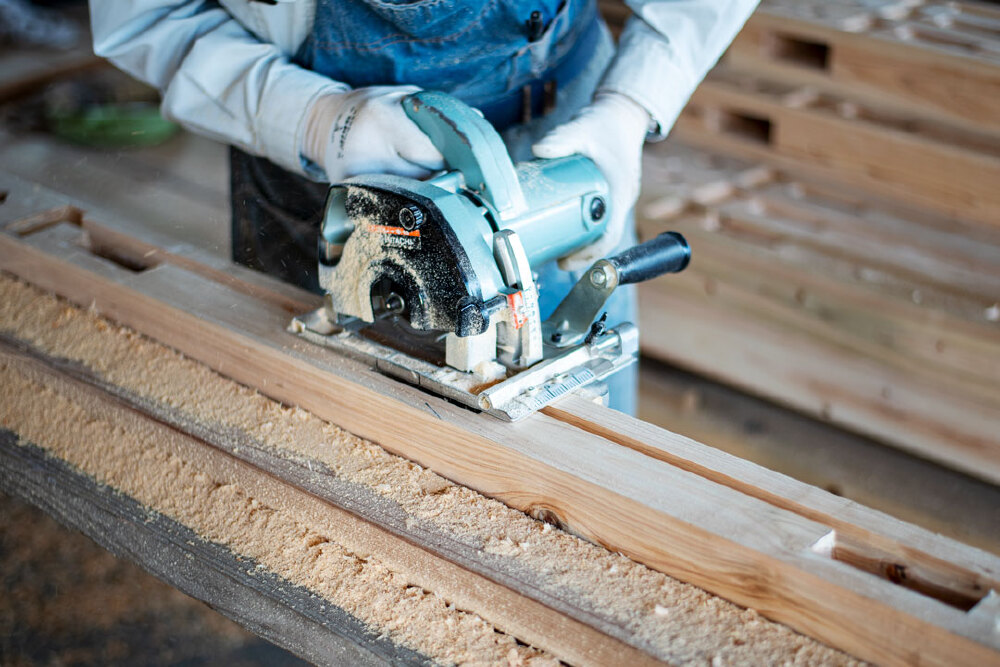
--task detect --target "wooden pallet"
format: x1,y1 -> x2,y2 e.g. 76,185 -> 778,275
599,0 -> 1000,134
636,141 -> 1000,483
2,171 -> 1000,665
674,66 -> 1000,226
726,0 -> 1000,135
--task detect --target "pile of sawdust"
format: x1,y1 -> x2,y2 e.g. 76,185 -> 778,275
0,274 -> 859,665
0,492 -> 298,666
1,347 -> 556,665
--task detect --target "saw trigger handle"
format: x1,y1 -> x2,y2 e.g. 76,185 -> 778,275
608,231 -> 690,286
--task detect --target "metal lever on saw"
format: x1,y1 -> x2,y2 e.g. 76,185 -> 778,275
542,231 -> 691,347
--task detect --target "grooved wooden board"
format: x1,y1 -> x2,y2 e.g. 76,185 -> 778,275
0,433 -> 419,667
0,333 -> 659,666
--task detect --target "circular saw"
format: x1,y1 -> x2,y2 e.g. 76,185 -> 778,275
291,91 -> 690,420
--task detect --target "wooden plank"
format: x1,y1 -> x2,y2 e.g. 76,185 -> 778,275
637,180 -> 1000,326
1,215 -> 999,664
743,182 -> 1000,297
0,337 -> 654,666
0,131 -> 228,254
601,0 -> 1000,133
638,279 -> 1000,484
676,68 -> 1000,226
0,46 -> 103,102
645,244 -> 1000,424
635,359 -> 1000,557
726,3 -> 1000,135
547,394 -> 1000,597
0,433 -> 420,667
641,213 -> 1000,399
632,152 -> 1000,481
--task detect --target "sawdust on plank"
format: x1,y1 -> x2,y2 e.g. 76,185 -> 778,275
0,492 -> 293,666
0,348 -> 556,666
0,274 -> 860,665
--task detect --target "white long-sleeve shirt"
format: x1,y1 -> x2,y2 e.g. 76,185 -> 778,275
90,0 -> 758,177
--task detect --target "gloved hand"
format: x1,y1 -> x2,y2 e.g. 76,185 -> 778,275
302,85 -> 446,183
532,92 -> 652,271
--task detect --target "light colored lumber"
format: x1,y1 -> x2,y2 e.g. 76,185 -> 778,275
1,187 -> 998,665
634,145 -> 1000,481
636,360 -> 1000,556
0,338 -> 650,666
640,214 -> 1000,406
676,68 -> 1000,226
546,394 -> 999,601
601,0 -> 1000,134
727,2 -> 1000,135
0,130 -> 228,254
0,46 -> 103,102
648,212 -> 1000,390
638,282 -> 1000,485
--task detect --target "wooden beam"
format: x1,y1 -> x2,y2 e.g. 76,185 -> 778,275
0,47 -> 104,103
0,433 -> 423,667
0,336 -> 654,666
726,8 -> 1000,136
1,181 -> 998,665
546,395 -> 999,601
600,1 -> 1000,134
676,68 -> 1000,227
635,359 -> 1000,556
638,284 -> 1000,483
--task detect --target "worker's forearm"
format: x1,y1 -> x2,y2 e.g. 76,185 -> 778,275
89,0 -> 345,175
598,0 -> 760,138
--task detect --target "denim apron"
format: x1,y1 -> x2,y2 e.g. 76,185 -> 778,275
229,0 -> 637,413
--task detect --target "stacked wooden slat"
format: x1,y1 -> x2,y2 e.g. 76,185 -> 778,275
723,0 -> 1000,134
600,1 -> 1000,481
676,66 -> 1000,225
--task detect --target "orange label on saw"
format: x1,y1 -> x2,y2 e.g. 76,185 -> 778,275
507,291 -> 527,329
369,224 -> 420,237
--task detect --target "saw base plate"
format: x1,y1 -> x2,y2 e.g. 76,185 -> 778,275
289,307 -> 637,421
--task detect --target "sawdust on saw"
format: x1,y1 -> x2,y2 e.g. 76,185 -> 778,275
0,274 -> 861,665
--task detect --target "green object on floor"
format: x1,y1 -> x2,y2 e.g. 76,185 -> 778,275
47,102 -> 178,148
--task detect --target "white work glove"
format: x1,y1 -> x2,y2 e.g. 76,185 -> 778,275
532,92 -> 652,271
302,86 -> 446,183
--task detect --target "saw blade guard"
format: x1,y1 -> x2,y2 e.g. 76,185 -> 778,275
402,91 -> 612,268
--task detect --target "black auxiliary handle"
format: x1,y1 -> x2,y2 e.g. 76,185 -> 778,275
607,231 -> 691,285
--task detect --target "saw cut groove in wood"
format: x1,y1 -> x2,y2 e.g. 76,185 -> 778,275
1,175 -> 998,666
544,396 -> 999,613
0,433 -> 424,667
0,332 -> 659,666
